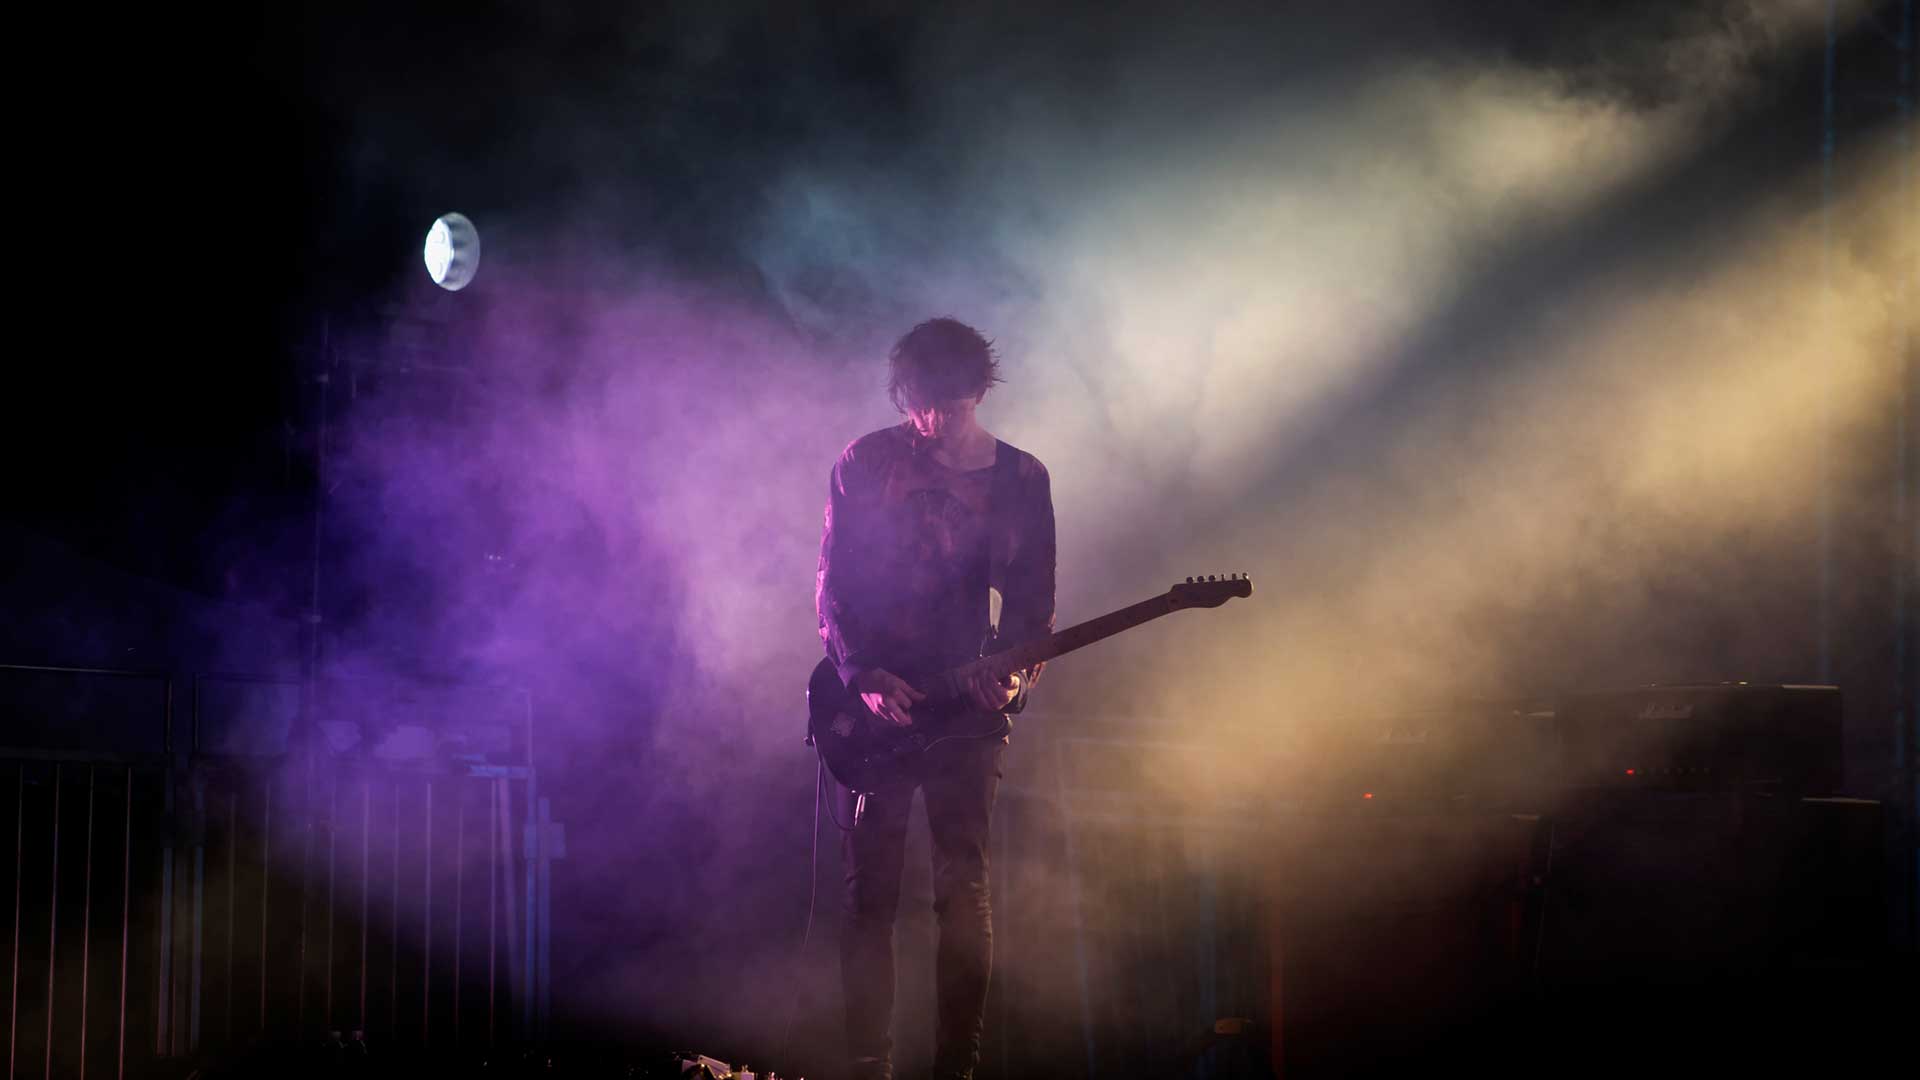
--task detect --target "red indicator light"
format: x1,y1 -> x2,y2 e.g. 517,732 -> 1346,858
1362,793 -> 1374,800
1625,769 -> 1636,776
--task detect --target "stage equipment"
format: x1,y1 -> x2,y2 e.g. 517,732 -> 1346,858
423,213 -> 480,291
1262,794 -> 1889,1077
1311,683 -> 1845,809
1263,809 -> 1542,1078
1519,792 -> 1893,1072
657,1051 -> 795,1079
1551,682 -> 1843,794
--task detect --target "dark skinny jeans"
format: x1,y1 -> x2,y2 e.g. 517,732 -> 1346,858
838,737 -> 1004,1080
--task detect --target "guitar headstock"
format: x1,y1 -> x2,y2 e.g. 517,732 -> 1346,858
1168,573 -> 1253,609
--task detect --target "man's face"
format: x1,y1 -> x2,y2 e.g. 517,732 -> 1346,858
904,394 -> 981,441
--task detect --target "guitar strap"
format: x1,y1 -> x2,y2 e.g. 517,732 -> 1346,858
986,438 -> 1018,637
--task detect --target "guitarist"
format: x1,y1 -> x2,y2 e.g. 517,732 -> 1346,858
814,317 -> 1056,1080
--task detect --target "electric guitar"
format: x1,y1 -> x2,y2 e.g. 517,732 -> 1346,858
807,574 -> 1253,792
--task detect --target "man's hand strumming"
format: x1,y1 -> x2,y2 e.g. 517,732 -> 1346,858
854,668 -> 925,727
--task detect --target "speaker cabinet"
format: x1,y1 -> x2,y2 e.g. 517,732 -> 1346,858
1264,809 -> 1542,1078
1263,797 -> 1891,1078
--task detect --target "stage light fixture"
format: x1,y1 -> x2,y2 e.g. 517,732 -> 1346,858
423,212 -> 480,291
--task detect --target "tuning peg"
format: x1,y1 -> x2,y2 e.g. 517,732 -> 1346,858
1207,574 -> 1216,582
1185,576 -> 1193,583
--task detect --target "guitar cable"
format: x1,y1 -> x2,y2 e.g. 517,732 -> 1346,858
818,747 -> 857,833
777,754 -> 841,1068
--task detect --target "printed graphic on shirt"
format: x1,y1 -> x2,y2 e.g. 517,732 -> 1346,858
895,468 -> 991,655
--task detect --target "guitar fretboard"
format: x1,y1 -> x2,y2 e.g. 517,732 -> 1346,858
955,594 -> 1178,687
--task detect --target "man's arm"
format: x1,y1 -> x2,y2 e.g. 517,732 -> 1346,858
818,443 -> 928,725
998,456 -> 1056,713
816,447 -> 879,688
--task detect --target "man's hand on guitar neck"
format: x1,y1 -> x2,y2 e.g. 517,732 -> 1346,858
853,668 -> 926,727
966,668 -> 1022,713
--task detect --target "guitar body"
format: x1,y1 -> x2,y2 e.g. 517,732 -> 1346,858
807,658 -> 1012,793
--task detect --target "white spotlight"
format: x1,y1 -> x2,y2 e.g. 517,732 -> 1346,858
423,212 -> 480,291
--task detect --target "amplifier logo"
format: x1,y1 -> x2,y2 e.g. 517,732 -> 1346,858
1636,700 -> 1695,721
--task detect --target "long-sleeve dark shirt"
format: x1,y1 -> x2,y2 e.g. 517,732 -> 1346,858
816,423 -> 1056,699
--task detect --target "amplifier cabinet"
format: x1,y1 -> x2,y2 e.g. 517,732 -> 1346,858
1263,810 -> 1544,1078
1260,796 -> 1891,1078
1552,683 -> 1843,794
1523,793 -> 1894,1072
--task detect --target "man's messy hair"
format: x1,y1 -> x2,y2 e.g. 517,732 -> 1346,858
886,317 -> 1004,412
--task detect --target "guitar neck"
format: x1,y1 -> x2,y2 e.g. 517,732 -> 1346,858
973,594 -> 1177,681
909,576 -> 1246,700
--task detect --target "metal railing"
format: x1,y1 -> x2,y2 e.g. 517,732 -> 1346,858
0,663 -> 555,1076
